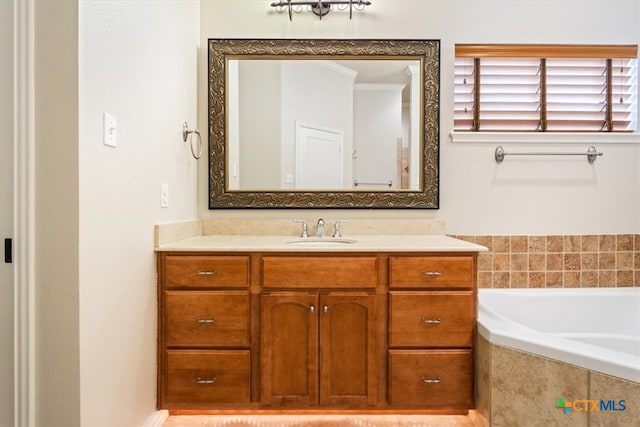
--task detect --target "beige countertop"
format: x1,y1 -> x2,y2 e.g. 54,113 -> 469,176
155,234 -> 488,253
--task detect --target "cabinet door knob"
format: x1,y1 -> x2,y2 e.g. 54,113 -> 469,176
420,317 -> 441,325
421,376 -> 441,384
196,376 -> 217,385
322,305 -> 329,314
309,305 -> 315,313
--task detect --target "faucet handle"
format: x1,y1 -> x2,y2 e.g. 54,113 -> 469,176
332,220 -> 348,238
292,219 -> 309,238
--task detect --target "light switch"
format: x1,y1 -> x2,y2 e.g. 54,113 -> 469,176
103,112 -> 117,147
161,183 -> 169,208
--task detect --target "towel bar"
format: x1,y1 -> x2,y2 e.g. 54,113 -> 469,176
495,145 -> 603,164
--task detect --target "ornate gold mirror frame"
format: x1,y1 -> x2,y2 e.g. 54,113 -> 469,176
208,39 -> 440,209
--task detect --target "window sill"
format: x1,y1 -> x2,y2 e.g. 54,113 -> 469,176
449,131 -> 640,145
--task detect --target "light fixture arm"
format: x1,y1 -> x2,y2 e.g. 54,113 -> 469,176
270,0 -> 372,21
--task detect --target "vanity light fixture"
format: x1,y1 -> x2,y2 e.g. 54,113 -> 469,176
270,0 -> 372,21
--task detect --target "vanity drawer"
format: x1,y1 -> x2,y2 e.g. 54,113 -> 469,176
389,291 -> 474,347
388,350 -> 473,408
165,255 -> 249,289
165,291 -> 250,347
165,350 -> 250,407
389,256 -> 474,288
262,256 -> 378,288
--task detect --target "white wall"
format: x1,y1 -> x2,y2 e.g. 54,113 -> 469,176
74,1 -> 198,426
34,1 -> 199,424
199,0 -> 640,235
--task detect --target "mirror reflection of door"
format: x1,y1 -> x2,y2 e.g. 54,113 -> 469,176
295,122 -> 343,190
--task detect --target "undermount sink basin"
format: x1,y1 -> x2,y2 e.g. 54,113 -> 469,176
286,238 -> 357,247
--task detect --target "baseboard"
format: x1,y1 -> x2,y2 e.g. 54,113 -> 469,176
143,410 -> 169,427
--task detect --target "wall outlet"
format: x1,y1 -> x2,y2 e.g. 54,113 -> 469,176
161,183 -> 169,208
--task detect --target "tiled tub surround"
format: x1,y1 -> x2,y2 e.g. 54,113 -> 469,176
476,336 -> 640,427
454,234 -> 640,288
476,287 -> 640,426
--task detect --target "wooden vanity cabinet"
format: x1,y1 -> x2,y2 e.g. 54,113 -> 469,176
157,251 -> 477,412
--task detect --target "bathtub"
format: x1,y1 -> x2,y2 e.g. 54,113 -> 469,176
477,287 -> 640,383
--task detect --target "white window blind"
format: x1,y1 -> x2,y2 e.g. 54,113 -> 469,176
546,58 -> 606,131
453,57 -> 475,130
612,58 -> 638,131
479,58 -> 541,131
454,45 -> 638,132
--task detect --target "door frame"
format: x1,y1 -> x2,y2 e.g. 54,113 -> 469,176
13,1 -> 36,425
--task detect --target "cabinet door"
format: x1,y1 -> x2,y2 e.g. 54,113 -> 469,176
319,292 -> 377,406
261,292 -> 318,406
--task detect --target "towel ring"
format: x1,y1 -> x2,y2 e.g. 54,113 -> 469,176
182,121 -> 202,160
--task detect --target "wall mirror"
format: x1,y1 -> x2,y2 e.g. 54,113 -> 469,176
208,39 -> 440,208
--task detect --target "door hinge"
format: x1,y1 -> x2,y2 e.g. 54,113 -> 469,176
4,238 -> 12,263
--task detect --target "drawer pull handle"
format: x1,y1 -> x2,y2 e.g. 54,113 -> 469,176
197,271 -> 217,276
196,317 -> 217,324
421,376 -> 441,384
421,317 -> 441,325
196,376 -> 217,385
422,270 -> 442,277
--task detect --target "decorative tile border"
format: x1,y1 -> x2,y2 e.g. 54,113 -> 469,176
454,234 -> 640,288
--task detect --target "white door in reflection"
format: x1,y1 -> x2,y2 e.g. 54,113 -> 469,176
295,122 -> 343,190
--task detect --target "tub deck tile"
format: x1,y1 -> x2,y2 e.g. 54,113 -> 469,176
589,372 -> 640,427
490,346 -> 589,426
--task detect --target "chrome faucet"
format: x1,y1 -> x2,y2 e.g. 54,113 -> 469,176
316,218 -> 325,237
